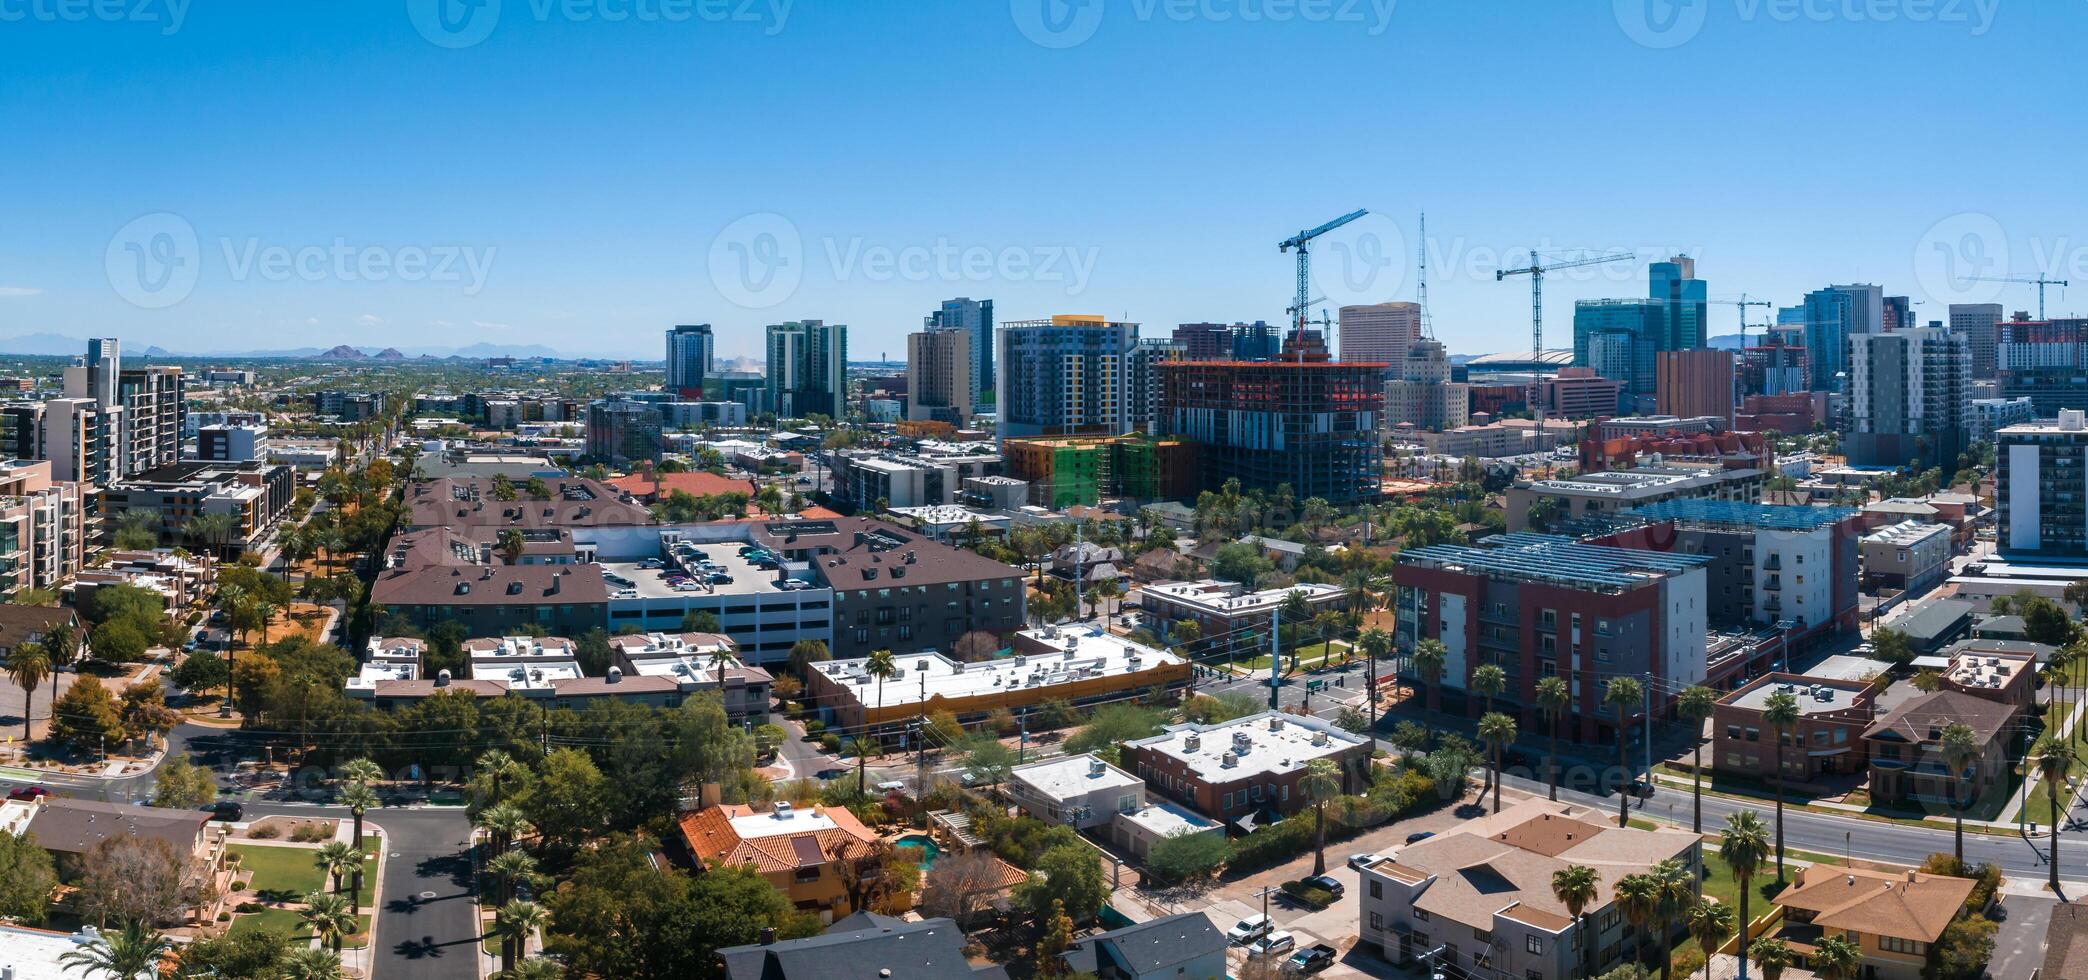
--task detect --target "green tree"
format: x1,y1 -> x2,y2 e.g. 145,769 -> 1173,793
1940,722 -> 1979,866
49,678 -> 125,755
1301,758 -> 1343,877
171,650 -> 230,695
1210,542 -> 1272,585
1870,627 -> 1915,666
492,900 -> 550,975
1552,864 -> 1600,980
58,920 -> 170,979
299,891 -> 356,952
1412,638 -> 1446,714
1605,677 -> 1644,828
90,618 -> 149,663
1677,685 -> 1717,834
5,641 -> 50,743
1478,711 -> 1516,814
1145,829 -> 1225,885
2022,595 -> 2079,647
1016,841 -> 1108,924
174,929 -> 290,979
962,739 -> 1016,793
0,830 -> 57,924
1810,934 -> 1862,980
1748,937 -> 1793,980
1685,901 -> 1734,980
786,638 -> 831,677
524,748 -> 608,847
1612,873 -> 1662,976
2035,740 -> 2075,893
1064,704 -> 1166,756
1927,913 -> 1998,980
1763,689 -> 1800,882
278,947 -> 345,980
1649,858 -> 1695,980
150,753 -> 218,809
1720,810 -> 1771,972
488,849 -> 543,906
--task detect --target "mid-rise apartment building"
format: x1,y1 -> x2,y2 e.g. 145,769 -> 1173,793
1157,340 -> 1383,505
1504,465 -> 1767,533
1383,337 -> 1469,432
665,324 -> 714,398
99,461 -> 293,559
1997,411 -> 2088,559
0,459 -> 86,598
766,320 -> 848,419
1846,326 -> 1971,470
1997,315 -> 2088,417
926,297 -> 994,401
1949,302 -> 2004,380
997,315 -> 1138,440
1121,712 -> 1370,823
196,424 -> 267,462
1337,302 -> 1422,363
1655,349 -> 1736,425
905,327 -> 975,424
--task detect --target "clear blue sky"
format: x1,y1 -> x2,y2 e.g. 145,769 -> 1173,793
2,0 -> 2081,360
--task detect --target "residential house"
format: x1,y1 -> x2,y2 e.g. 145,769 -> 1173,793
1864,691 -> 2017,807
1771,864 -> 1977,980
0,604 -> 81,664
676,801 -> 882,924
1062,911 -> 1227,980
719,912 -> 1008,979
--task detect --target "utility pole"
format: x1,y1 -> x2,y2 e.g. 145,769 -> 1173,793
915,720 -> 927,795
1642,680 -> 1653,806
1268,607 -> 1281,711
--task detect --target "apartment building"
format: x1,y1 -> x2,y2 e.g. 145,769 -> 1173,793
1864,691 -> 2016,808
1772,865 -> 1977,980
1337,301 -> 1422,363
997,315 -> 1138,440
1157,345 -> 1385,505
1120,712 -> 1370,823
1949,302 -> 2004,380
0,459 -> 86,598
371,527 -> 610,637
99,461 -> 294,558
1847,326 -> 1972,470
766,320 -> 849,419
1383,337 -> 1469,432
608,630 -> 772,720
1997,316 -> 2088,417
196,423 -> 268,462
1586,498 -> 1862,640
906,326 -> 976,424
1711,674 -> 1881,783
1996,411 -> 2088,559
1504,466 -> 1767,533
665,324 -> 714,398
926,296 -> 995,401
1861,520 -> 1954,593
1655,349 -> 1737,425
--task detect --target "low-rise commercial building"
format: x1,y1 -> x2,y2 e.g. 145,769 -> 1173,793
608,630 -> 772,719
1120,712 -> 1370,824
1861,520 -> 1954,593
1506,465 -> 1767,533
1712,674 -> 1881,783
1141,579 -> 1347,641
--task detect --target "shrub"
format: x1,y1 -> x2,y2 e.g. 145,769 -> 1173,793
820,733 -> 841,753
235,901 -> 265,913
217,911 -> 231,922
1279,879 -> 1336,908
248,825 -> 279,839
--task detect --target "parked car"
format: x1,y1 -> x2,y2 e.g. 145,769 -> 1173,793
1405,831 -> 1435,845
1346,852 -> 1381,871
1247,932 -> 1296,959
7,785 -> 49,801
1226,914 -> 1272,945
1284,943 -> 1338,975
203,801 -> 242,822
1304,875 -> 1344,898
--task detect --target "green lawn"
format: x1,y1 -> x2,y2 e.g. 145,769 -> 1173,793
229,908 -> 373,949
1234,641 -> 1353,673
228,843 -> 378,906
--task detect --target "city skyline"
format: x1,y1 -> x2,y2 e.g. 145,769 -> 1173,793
5,3 -> 2083,361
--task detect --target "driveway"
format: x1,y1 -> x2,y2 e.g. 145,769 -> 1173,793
1991,893 -> 2055,980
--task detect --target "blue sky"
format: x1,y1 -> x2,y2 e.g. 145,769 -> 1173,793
2,0 -> 2081,360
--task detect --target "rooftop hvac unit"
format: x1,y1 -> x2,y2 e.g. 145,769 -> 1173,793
1184,733 -> 1201,752
1220,751 -> 1239,768
1088,758 -> 1107,777
1311,730 -> 1329,746
917,659 -> 930,671
1268,716 -> 1284,732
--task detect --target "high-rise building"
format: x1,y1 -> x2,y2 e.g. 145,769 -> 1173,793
664,324 -> 714,398
1127,338 -> 1182,434
1172,321 -> 1280,362
1739,339 -> 1809,398
926,297 -> 993,401
1949,303 -> 2004,380
1383,338 -> 1469,432
904,328 -> 974,424
1572,298 -> 1665,393
1882,295 -> 1914,333
115,365 -> 183,477
39,397 -> 115,486
1997,316 -> 2088,417
1998,410 -> 2088,559
1801,284 -> 1884,391
996,316 -> 1139,440
1157,335 -> 1383,505
1648,255 -> 1709,350
765,320 -> 848,419
1846,326 -> 1971,469
1338,302 -> 1423,363
1656,349 -> 1737,425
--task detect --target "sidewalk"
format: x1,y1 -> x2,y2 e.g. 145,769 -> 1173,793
331,818 -> 385,979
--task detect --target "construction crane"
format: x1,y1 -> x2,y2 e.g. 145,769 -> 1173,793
1712,295 -> 1773,347
1968,275 -> 2069,319
1496,249 -> 1635,425
1279,209 -> 1369,359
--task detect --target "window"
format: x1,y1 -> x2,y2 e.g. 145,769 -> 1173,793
1725,725 -> 1742,739
1880,936 -> 1924,954
1474,928 -> 1490,943
1745,727 -> 1760,742
1413,908 -> 1430,922
1528,971 -> 1545,980
1369,881 -> 1382,899
1527,936 -> 1544,955
1369,911 -> 1383,931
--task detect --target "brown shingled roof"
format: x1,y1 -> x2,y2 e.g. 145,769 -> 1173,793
1775,864 -> 1975,943
1863,690 -> 2017,745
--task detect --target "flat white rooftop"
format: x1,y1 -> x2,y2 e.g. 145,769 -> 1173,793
728,806 -> 843,839
1012,754 -> 1143,802
1864,520 -> 1953,547
1119,800 -> 1222,837
1141,579 -> 1346,617
811,625 -> 1181,708
352,661 -> 419,688
1130,712 -> 1366,781
0,924 -> 112,980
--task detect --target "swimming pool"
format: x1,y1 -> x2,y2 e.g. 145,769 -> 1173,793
894,833 -> 942,868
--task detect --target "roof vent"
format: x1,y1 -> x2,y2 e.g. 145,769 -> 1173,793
1184,733 -> 1201,752
1088,758 -> 1106,777
1268,716 -> 1284,732
435,668 -> 451,687
607,666 -> 622,684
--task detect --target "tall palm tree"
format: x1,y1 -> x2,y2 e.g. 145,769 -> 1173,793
492,900 -> 550,975
477,803 -> 529,853
1478,712 -> 1516,814
279,947 -> 345,980
1605,677 -> 1644,828
43,618 -> 76,668
1535,675 -> 1569,802
2036,740 -> 2076,892
1810,934 -> 1862,980
58,919 -> 170,979
1747,937 -> 1793,980
1412,638 -> 1446,714
216,583 -> 247,714
6,641 -> 50,743
1677,685 -> 1717,834
1613,872 -> 1661,974
1762,690 -> 1800,883
1720,811 -> 1770,979
866,648 -> 897,752
1470,662 -> 1507,718
315,840 -> 359,898
339,782 -> 378,853
341,755 -> 385,787
847,735 -> 880,797
1358,627 -> 1391,734
488,849 -> 542,905
300,892 -> 357,952
1551,864 -> 1600,980
1301,758 -> 1342,877
1939,722 -> 1979,866
1648,858 -> 1696,980
1685,901 -> 1735,980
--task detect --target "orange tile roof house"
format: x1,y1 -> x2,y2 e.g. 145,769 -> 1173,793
1771,865 -> 1977,980
676,801 -> 882,924
607,470 -> 757,505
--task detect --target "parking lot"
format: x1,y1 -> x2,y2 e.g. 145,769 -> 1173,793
598,542 -> 805,600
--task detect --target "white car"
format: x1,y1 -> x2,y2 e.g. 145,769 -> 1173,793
1227,914 -> 1272,945
1247,931 -> 1296,958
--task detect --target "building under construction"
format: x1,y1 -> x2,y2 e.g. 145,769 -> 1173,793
1001,434 -> 1200,508
1157,337 -> 1385,505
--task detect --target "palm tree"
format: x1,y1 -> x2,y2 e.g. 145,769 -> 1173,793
1605,677 -> 1644,828
1534,675 -> 1568,802
340,782 -> 378,853
488,849 -> 542,905
300,891 -> 357,952
1646,858 -> 1696,980
1685,901 -> 1735,980
866,648 -> 898,751
477,803 -> 529,853
1412,638 -> 1446,714
2036,740 -> 2076,892
1470,662 -> 1507,718
1358,627 -> 1391,734
1478,712 -> 1516,814
1720,810 -> 1770,977
1762,689 -> 1800,883
1613,872 -> 1661,973
492,900 -> 550,975
1551,864 -> 1600,980
1747,937 -> 1793,980
1939,721 -> 1979,866
847,735 -> 880,797
1675,685 -> 1716,834
43,618 -> 76,668
6,640 -> 50,743
315,840 -> 359,898
1810,934 -> 1862,980
497,959 -> 564,980
58,919 -> 170,979
1301,758 -> 1343,877
279,947 -> 345,980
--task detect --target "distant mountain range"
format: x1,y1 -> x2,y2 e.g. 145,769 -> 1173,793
0,333 -> 601,361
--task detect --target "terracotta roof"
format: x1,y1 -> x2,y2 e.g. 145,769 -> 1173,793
676,804 -> 880,874
1863,690 -> 2017,744
372,529 -> 608,608
606,471 -> 757,504
776,517 -> 1020,589
1774,864 -> 1974,942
